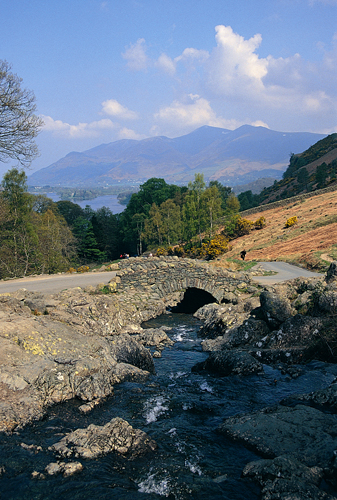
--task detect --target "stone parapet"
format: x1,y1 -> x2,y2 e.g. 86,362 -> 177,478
111,256 -> 251,303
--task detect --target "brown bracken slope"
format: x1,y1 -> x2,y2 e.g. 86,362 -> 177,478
223,189 -> 337,269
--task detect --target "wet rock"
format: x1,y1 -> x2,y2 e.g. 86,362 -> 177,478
108,334 -> 155,374
259,291 -> 295,329
132,328 -> 174,348
45,461 -> 83,477
219,404 -> 337,468
192,350 -> 263,376
78,398 -> 103,414
285,380 -> 337,410
50,417 -> 157,459
326,261 -> 337,284
196,302 -> 255,339
242,456 -> 334,500
318,287 -> 337,315
20,442 -> 43,453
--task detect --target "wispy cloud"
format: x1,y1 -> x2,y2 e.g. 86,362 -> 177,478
41,116 -> 116,138
122,38 -> 149,71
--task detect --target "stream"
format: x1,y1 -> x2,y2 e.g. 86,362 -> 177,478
1,312 -> 337,499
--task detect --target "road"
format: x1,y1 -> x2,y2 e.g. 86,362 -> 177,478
251,261 -> 322,285
0,261 -> 324,294
0,271 -> 117,294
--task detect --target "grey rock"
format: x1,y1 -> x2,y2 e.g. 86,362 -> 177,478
50,417 -> 157,459
45,461 -> 83,477
242,455 -> 333,500
326,261 -> 337,283
192,350 -> 263,376
108,334 -> 155,374
259,291 -> 295,329
219,404 -> 337,468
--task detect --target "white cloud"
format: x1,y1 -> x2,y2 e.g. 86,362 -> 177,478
207,25 -> 268,95
118,127 -> 147,140
155,53 -> 176,76
41,115 -> 116,138
175,47 -> 209,64
122,38 -> 149,71
101,99 -> 138,119
152,94 -> 244,135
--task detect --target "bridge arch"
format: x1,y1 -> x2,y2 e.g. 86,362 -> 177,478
112,256 -> 250,308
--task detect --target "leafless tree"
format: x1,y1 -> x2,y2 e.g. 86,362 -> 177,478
0,60 -> 43,167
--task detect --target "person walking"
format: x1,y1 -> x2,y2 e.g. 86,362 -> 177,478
240,249 -> 247,261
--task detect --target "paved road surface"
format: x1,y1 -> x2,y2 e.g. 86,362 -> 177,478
252,261 -> 322,285
0,262 -> 324,294
0,271 -> 117,294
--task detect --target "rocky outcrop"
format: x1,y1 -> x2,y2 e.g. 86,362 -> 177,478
192,350 -> 263,376
0,284 -> 170,432
50,417 -> 157,459
242,456 -> 334,500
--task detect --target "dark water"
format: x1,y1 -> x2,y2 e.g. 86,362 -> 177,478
1,313 -> 337,500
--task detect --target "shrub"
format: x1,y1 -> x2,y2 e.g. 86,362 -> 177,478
77,265 -> 89,273
156,247 -> 167,256
285,216 -> 298,228
200,234 -> 229,260
67,267 -> 76,273
174,246 -> 185,257
254,216 -> 266,229
235,217 -> 254,236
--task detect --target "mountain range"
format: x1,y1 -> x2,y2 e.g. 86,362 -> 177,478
28,125 -> 325,187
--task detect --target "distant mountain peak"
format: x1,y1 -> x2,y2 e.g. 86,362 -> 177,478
28,125 -> 326,188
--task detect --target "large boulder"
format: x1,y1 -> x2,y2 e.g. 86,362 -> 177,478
50,417 -> 157,459
219,404 -> 337,468
192,350 -> 263,376
242,456 -> 332,500
326,261 -> 337,284
108,334 -> 155,374
258,291 -> 295,329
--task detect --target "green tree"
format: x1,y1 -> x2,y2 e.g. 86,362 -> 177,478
316,163 -> 328,189
72,216 -> 105,262
297,167 -> 309,189
143,203 -> 164,247
225,193 -> 240,213
132,213 -> 146,255
0,168 -> 37,277
34,209 -> 76,274
160,199 -> 181,245
91,206 -> 120,260
187,173 -> 206,244
0,60 -> 43,166
202,185 -> 223,237
56,200 -> 84,226
208,180 -> 232,210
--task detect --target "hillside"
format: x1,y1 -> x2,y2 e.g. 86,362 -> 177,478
219,189 -> 337,271
28,125 -> 324,187
256,133 -> 337,204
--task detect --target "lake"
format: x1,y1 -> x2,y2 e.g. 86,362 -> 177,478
46,193 -> 125,214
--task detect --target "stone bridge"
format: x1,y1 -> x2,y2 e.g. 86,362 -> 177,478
109,256 -> 252,306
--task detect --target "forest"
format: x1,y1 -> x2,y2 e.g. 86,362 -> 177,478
0,168 -> 249,279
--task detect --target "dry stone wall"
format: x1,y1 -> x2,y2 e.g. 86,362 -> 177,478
111,256 -> 252,303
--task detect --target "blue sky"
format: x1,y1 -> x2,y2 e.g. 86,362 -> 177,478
1,0 -> 336,176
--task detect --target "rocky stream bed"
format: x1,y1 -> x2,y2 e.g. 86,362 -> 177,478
1,260 -> 337,499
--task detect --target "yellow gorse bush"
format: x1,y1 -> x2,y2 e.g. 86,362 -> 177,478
285,216 -> 298,228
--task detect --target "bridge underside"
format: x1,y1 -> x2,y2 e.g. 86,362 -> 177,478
156,277 -> 224,305
170,287 -> 217,314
